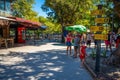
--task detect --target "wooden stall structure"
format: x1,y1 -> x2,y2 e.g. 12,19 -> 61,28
0,16 -> 16,48
0,16 -> 41,48
0,0 -> 41,48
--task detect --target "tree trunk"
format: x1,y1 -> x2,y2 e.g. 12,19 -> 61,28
61,25 -> 65,43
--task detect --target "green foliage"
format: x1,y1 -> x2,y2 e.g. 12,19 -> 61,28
41,0 -> 100,42
39,16 -> 61,34
42,0 -> 96,27
102,0 -> 120,32
12,0 -> 39,21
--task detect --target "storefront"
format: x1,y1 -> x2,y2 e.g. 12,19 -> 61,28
0,0 -> 41,48
8,17 -> 41,43
0,16 -> 41,49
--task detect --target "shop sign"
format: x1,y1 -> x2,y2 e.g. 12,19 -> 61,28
91,10 -> 105,15
94,34 -> 108,40
90,26 -> 104,32
95,18 -> 109,23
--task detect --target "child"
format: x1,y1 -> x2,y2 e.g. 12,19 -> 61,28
79,42 -> 87,66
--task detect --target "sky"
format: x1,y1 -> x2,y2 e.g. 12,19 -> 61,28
33,0 -> 47,17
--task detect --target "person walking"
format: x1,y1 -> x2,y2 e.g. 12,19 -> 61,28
65,33 -> 72,56
104,31 -> 112,53
86,32 -> 92,48
73,34 -> 80,58
116,34 -> 120,48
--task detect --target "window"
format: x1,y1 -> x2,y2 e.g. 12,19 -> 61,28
6,0 -> 11,12
0,0 -> 4,10
0,0 -> 11,12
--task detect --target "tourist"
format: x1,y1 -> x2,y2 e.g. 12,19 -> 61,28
104,31 -> 112,53
73,34 -> 80,58
116,34 -> 120,48
86,32 -> 92,48
65,33 -> 72,56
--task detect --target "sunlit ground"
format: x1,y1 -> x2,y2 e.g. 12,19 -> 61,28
0,42 -> 93,80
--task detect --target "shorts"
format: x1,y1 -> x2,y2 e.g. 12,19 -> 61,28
66,42 -> 72,46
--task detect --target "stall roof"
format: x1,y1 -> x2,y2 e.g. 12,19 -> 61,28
8,17 -> 41,28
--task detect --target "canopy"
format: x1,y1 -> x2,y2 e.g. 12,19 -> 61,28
7,17 -> 41,28
65,25 -> 87,33
65,25 -> 74,31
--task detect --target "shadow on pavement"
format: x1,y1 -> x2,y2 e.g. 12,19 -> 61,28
52,43 -> 65,46
0,49 -> 92,80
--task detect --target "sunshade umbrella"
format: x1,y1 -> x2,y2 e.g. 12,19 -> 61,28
72,25 -> 87,33
65,25 -> 87,33
65,26 -> 74,31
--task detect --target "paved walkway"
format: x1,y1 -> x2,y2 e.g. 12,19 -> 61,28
0,41 -> 93,80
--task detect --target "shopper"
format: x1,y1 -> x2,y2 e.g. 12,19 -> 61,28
73,34 -> 80,58
65,33 -> 72,56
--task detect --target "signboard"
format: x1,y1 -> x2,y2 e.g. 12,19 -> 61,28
95,18 -> 109,23
91,10 -> 105,15
90,26 -> 104,32
94,34 -> 108,40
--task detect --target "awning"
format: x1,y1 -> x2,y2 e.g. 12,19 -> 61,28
7,17 -> 41,28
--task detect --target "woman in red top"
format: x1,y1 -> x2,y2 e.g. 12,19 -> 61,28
65,33 -> 72,56
79,42 -> 87,65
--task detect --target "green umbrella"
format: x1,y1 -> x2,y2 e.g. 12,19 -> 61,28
65,26 -> 74,31
73,25 -> 86,30
72,25 -> 87,32
65,25 -> 87,33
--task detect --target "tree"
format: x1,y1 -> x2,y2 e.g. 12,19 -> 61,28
42,0 -> 96,42
105,0 -> 120,32
12,0 -> 39,22
39,16 -> 61,34
112,0 -> 120,18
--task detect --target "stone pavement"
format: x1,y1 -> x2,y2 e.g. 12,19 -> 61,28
0,41 -> 93,80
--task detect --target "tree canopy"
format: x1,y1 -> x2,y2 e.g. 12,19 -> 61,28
11,0 -> 120,34
39,16 -> 61,34
42,0 -> 96,27
12,0 -> 39,22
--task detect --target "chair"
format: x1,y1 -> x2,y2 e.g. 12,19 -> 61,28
0,38 -> 7,48
7,38 -> 14,47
